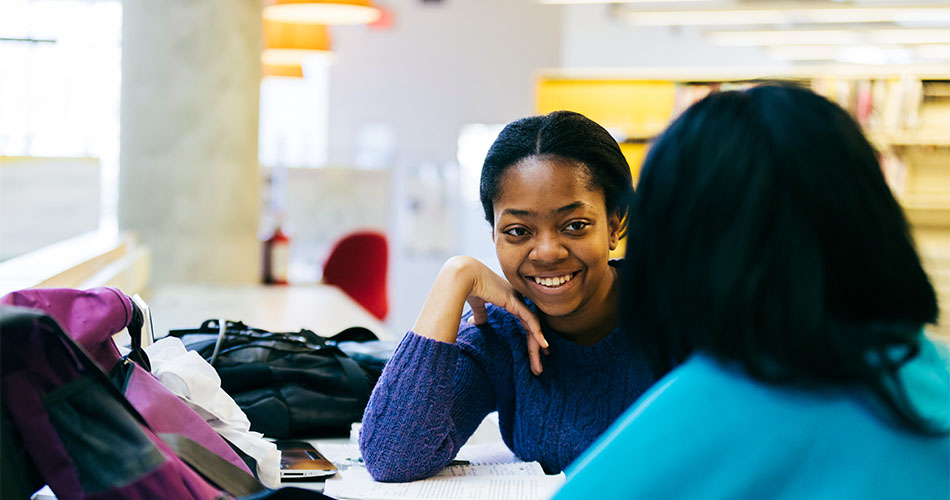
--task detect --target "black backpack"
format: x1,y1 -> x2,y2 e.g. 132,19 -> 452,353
169,320 -> 391,439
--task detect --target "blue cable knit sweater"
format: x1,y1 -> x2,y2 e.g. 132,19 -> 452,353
359,302 -> 655,482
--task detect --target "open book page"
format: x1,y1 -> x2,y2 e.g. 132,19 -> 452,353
324,466 -> 564,500
318,440 -> 563,500
434,462 -> 546,477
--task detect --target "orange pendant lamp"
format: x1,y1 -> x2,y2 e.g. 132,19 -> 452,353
262,19 -> 332,78
263,0 -> 382,25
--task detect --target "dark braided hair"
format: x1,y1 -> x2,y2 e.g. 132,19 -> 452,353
480,111 -> 633,234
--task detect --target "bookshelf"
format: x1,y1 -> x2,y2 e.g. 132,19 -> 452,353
536,66 -> 950,340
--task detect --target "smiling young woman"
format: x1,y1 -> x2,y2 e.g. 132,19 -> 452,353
358,111 -> 658,483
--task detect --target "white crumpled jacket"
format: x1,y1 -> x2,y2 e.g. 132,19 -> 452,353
144,337 -> 282,488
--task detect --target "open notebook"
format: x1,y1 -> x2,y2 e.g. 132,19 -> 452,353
319,441 -> 564,500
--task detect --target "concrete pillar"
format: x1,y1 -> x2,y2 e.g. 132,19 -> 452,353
119,0 -> 261,286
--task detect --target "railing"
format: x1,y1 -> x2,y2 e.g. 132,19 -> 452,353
0,231 -> 150,297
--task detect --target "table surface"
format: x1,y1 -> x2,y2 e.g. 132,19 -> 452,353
144,284 -> 396,341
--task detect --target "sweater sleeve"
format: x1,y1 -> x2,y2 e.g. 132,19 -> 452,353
359,328 -> 498,482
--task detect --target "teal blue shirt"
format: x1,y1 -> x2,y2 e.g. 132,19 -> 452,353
554,338 -> 950,500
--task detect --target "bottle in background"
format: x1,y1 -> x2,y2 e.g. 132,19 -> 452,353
262,223 -> 290,285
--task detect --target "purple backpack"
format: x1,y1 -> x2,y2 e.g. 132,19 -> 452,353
0,288 -> 261,500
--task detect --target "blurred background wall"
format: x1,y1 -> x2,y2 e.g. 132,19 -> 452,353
1,0 -> 948,338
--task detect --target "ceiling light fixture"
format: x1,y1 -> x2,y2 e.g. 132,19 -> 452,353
766,44 -> 914,64
709,29 -> 855,46
708,28 -> 950,46
871,29 -> 950,45
263,0 -> 382,25
538,0 -> 713,4
262,20 -> 332,79
262,61 -> 305,78
916,44 -> 950,59
616,4 -> 950,27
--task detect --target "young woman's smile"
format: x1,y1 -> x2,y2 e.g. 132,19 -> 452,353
527,270 -> 580,291
492,155 -> 621,343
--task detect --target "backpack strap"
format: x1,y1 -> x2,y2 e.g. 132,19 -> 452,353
159,433 -> 264,497
334,353 -> 371,404
328,326 -> 378,343
125,299 -> 151,373
169,320 -> 269,338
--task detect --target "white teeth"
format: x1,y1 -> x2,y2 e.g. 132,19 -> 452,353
533,273 -> 574,288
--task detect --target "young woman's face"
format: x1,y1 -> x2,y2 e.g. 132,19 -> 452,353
492,155 -> 621,324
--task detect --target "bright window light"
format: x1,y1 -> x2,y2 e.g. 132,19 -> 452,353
259,53 -> 332,169
0,0 -> 122,235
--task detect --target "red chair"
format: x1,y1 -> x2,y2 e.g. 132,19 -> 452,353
322,231 -> 389,320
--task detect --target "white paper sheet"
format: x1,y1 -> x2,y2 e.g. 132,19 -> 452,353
318,436 -> 563,500
434,462 -> 545,478
453,442 -> 520,465
324,467 -> 564,500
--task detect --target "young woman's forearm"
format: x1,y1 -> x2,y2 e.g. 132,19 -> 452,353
360,333 -> 463,481
412,256 -> 475,343
359,329 -> 497,482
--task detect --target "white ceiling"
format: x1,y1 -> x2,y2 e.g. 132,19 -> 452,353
548,0 -> 950,65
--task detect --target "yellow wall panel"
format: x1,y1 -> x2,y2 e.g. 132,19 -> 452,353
619,142 -> 648,184
536,79 -> 677,138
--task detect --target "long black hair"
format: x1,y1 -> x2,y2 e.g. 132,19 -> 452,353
480,111 -> 633,234
622,84 -> 940,433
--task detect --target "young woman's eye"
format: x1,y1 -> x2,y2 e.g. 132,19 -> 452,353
564,221 -> 590,232
504,227 -> 528,237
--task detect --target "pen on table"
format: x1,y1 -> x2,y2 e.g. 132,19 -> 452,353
352,457 -> 470,466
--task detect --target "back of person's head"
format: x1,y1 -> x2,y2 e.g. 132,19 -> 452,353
622,84 -> 939,431
480,111 -> 633,234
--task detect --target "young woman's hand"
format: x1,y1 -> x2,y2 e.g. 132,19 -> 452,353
465,261 -> 550,376
413,256 -> 549,375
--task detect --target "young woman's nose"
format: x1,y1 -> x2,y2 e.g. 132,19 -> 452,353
530,232 -> 568,263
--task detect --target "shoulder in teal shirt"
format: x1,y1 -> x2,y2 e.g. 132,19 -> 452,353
554,338 -> 950,500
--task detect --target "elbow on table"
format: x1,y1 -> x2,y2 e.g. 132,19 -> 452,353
363,449 -> 444,483
361,434 -> 446,482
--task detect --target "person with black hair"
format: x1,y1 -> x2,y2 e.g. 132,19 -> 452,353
359,111 -> 656,482
554,85 -> 949,499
